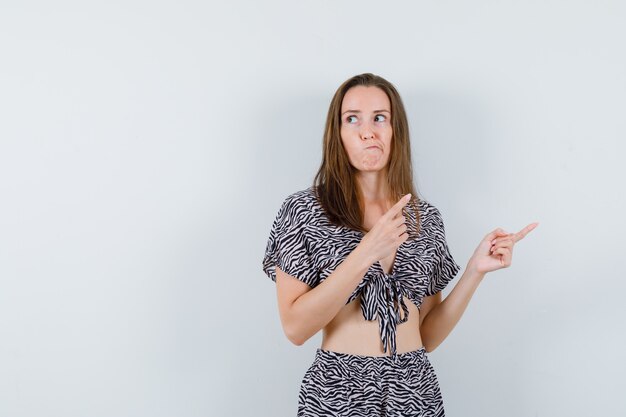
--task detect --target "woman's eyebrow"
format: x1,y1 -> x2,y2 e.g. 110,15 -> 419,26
341,109 -> 391,115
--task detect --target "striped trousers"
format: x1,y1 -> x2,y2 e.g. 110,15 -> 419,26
297,347 -> 445,417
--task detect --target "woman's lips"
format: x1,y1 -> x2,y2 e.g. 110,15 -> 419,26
366,146 -> 380,150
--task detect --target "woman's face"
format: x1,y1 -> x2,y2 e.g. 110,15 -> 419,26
340,86 -> 393,172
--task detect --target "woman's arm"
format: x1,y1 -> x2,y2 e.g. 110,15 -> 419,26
420,223 -> 538,352
276,245 -> 373,346
419,264 -> 485,352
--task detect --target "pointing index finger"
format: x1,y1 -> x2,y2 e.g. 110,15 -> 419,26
514,222 -> 539,242
387,193 -> 411,219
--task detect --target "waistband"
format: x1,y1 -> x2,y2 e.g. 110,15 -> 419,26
311,346 -> 428,379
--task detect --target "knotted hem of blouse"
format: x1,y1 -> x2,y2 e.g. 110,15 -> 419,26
359,273 -> 411,362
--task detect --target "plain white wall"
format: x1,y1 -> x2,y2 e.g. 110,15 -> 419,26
1,1 -> 625,416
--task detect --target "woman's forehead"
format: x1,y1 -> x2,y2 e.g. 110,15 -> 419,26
341,86 -> 390,112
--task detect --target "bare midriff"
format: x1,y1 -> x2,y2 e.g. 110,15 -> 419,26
320,295 -> 423,356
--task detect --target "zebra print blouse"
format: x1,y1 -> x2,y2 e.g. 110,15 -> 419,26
262,186 -> 461,358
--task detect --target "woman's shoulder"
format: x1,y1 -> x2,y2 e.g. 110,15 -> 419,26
405,196 -> 436,219
410,197 -> 447,233
284,185 -> 316,201
415,197 -> 455,240
274,186 -> 320,223
280,186 -> 318,209
416,197 -> 440,215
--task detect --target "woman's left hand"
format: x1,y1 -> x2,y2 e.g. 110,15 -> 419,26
468,223 -> 539,275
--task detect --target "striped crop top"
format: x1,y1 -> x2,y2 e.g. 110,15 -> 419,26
261,186 -> 461,359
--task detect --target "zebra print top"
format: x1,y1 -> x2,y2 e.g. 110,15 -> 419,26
262,186 -> 461,358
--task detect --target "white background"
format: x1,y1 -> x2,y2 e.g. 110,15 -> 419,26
1,1 -> 625,416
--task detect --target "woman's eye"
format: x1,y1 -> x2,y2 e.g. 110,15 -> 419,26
346,115 -> 357,123
374,114 -> 387,122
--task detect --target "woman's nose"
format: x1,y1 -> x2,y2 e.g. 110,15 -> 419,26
360,125 -> 375,140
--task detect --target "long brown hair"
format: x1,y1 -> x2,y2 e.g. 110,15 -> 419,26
312,73 -> 421,238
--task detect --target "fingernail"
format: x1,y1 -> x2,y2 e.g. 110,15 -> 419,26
405,194 -> 411,200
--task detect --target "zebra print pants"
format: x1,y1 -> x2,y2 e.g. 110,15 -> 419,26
297,347 -> 445,417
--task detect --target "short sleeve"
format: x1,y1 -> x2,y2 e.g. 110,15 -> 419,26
425,206 -> 461,297
261,193 -> 320,288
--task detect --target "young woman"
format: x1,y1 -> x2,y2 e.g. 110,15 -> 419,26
262,73 -> 537,417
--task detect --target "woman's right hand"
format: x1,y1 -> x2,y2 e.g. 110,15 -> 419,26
359,194 -> 412,265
